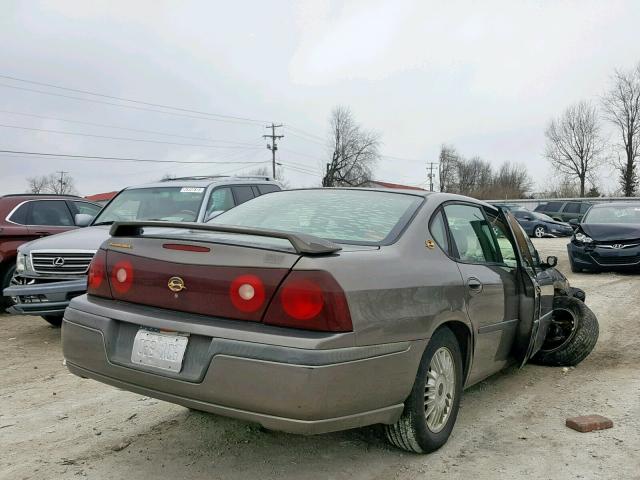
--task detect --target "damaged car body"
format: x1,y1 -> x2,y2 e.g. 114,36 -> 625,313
61,189 -> 599,453
568,202 -> 640,272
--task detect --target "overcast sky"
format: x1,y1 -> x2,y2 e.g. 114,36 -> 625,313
1,0 -> 640,196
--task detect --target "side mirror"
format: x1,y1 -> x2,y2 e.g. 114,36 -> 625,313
544,255 -> 558,268
569,218 -> 579,228
523,215 -> 533,221
74,213 -> 94,227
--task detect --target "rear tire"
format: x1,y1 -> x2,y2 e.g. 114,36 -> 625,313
41,315 -> 63,327
384,327 -> 463,453
0,263 -> 16,310
532,296 -> 599,366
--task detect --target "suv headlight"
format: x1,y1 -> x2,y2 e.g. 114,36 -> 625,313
16,253 -> 26,273
574,232 -> 593,244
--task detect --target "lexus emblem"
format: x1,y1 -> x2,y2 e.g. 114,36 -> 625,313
167,276 -> 186,293
612,244 -> 624,249
52,257 -> 65,267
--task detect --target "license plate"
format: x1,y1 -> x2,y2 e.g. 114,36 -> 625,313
131,329 -> 189,373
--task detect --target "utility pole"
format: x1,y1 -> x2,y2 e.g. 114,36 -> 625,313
426,162 -> 438,192
263,123 -> 284,178
56,171 -> 68,194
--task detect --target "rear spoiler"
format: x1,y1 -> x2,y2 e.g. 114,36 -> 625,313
109,221 -> 342,255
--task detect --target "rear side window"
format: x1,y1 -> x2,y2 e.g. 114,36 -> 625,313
257,184 -> 281,195
232,186 -> 255,205
443,204 -> 500,263
72,201 -> 101,216
429,210 -> 449,254
544,201 -> 564,211
8,202 -> 30,224
563,202 -> 581,214
28,200 -> 74,226
580,203 -> 592,214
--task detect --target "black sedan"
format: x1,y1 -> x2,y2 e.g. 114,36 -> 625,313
568,202 -> 640,272
511,209 -> 574,238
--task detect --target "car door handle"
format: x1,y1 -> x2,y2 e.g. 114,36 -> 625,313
35,231 -> 51,237
467,277 -> 483,295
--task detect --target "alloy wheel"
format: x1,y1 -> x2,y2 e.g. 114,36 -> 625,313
424,347 -> 456,433
534,226 -> 546,238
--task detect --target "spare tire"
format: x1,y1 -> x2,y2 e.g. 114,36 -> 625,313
532,296 -> 598,366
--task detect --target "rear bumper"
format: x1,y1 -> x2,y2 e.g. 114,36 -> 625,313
62,296 -> 426,435
4,278 -> 86,316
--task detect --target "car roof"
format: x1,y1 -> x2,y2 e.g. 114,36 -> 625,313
591,202 -> 640,208
279,188 -> 502,209
126,176 -> 281,190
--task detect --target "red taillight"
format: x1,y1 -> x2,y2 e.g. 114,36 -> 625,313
110,260 -> 134,294
229,274 -> 265,313
280,279 -> 324,320
264,271 -> 352,332
87,249 -> 111,298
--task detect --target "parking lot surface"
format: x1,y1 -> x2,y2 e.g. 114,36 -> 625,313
1,237 -> 639,480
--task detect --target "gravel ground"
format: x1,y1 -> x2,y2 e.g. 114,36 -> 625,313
1,237 -> 639,480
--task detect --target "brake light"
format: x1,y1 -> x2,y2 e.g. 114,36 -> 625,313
264,271 -> 352,332
87,249 -> 111,298
111,260 -> 134,294
229,274 -> 265,313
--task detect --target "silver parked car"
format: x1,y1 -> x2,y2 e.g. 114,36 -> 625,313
62,188 -> 598,453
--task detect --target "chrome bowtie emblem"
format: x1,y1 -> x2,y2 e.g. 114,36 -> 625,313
52,257 -> 65,266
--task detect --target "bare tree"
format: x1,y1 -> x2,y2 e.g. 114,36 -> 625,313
322,106 -> 380,187
26,175 -> 49,194
491,162 -> 532,199
602,63 -> 640,196
544,101 -> 604,197
438,145 -> 459,193
25,173 -> 78,195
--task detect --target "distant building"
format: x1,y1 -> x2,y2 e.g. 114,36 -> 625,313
84,191 -> 118,205
366,180 -> 425,191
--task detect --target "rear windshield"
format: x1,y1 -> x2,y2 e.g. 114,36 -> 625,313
93,187 -> 206,225
211,189 -> 424,245
583,205 -> 640,224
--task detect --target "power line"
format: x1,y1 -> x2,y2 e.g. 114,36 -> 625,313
0,83 -> 262,126
0,149 -> 270,165
0,109 -> 261,146
0,74 -> 268,125
0,123 -> 264,150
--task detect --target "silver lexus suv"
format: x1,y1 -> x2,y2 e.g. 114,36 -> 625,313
4,176 -> 281,326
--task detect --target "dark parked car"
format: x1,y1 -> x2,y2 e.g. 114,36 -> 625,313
534,200 -> 592,222
568,202 -> 640,272
0,194 -> 101,309
4,176 -> 282,325
511,210 -> 574,238
62,189 -> 598,453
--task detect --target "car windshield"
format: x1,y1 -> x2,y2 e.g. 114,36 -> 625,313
93,187 -> 206,225
583,205 -> 640,224
211,189 -> 424,245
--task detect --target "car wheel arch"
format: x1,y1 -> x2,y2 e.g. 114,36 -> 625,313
425,319 -> 473,382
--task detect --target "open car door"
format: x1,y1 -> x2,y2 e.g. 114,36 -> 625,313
498,209 -> 549,367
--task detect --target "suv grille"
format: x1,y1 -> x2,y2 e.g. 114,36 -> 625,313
31,251 -> 95,275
